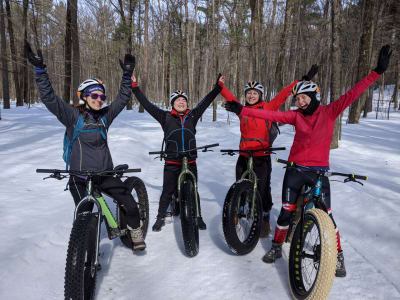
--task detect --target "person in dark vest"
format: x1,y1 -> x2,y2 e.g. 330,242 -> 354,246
217,66 -> 318,237
224,45 -> 392,277
131,74 -> 224,232
25,42 -> 146,251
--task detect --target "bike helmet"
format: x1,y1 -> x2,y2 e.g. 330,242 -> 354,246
170,90 -> 188,105
77,78 -> 105,100
292,80 -> 320,96
244,81 -> 264,98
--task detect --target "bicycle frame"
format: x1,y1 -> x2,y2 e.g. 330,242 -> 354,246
239,156 -> 258,219
177,156 -> 200,218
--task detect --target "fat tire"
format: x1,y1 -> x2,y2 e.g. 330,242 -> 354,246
64,213 -> 98,300
180,179 -> 199,257
289,208 -> 337,300
119,176 -> 149,248
222,179 -> 262,255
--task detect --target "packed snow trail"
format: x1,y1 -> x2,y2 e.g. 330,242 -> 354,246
0,103 -> 399,299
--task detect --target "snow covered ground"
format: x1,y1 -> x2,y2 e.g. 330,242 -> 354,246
0,101 -> 399,300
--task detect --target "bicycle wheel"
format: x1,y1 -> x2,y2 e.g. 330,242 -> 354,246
64,213 -> 98,300
180,179 -> 199,257
119,176 -> 149,248
289,208 -> 337,300
222,179 -> 262,255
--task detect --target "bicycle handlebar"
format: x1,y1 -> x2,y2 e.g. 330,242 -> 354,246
149,143 -> 219,156
275,158 -> 368,181
220,147 -> 286,155
36,168 -> 141,176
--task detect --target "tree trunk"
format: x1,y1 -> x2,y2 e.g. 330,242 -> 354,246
330,0 -> 342,150
348,0 -> 376,123
21,0 -> 29,105
70,0 -> 80,105
139,0 -> 149,113
0,0 -> 10,110
4,0 -> 22,105
64,0 -> 72,103
275,0 -> 293,98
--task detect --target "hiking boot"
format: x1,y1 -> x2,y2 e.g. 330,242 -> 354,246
262,242 -> 282,263
152,217 -> 165,232
197,217 -> 207,230
127,225 -> 146,251
336,251 -> 346,277
260,214 -> 271,238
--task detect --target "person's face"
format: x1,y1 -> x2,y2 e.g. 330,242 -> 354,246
295,93 -> 312,110
173,97 -> 188,113
245,90 -> 260,105
84,91 -> 105,110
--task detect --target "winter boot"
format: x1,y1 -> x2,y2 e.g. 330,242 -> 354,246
152,217 -> 165,232
335,251 -> 346,277
197,217 -> 207,230
262,242 -> 282,263
127,225 -> 146,251
259,213 -> 271,238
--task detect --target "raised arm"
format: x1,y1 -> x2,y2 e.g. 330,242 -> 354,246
190,74 -> 223,119
326,45 -> 391,119
131,75 -> 166,125
25,41 -> 78,127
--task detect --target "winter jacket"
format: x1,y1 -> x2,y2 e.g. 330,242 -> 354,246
220,81 -> 297,156
240,71 -> 380,166
132,83 -> 222,163
35,71 -> 133,171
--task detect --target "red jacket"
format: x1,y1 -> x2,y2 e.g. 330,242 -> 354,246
220,81 -> 297,156
240,71 -> 380,166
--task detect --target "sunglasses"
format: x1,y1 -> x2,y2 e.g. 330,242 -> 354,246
89,93 -> 107,101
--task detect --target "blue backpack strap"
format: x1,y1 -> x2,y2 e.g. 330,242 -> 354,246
99,116 -> 108,139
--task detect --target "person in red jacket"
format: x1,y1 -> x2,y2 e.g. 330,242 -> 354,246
218,66 -> 318,237
225,45 -> 392,277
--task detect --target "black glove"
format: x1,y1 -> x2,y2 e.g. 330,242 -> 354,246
215,73 -> 222,86
24,40 -> 46,69
302,64 -> 318,81
374,45 -> 392,75
224,101 -> 243,115
119,54 -> 136,77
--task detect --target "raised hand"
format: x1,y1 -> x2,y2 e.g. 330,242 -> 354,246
24,40 -> 46,69
374,45 -> 392,75
215,73 -> 222,85
302,64 -> 318,81
119,54 -> 136,77
224,100 -> 243,115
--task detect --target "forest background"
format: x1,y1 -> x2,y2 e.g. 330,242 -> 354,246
0,0 -> 399,148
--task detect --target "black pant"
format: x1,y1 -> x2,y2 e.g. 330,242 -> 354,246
157,163 -> 199,218
276,168 -> 334,227
69,175 -> 140,228
236,155 -> 273,213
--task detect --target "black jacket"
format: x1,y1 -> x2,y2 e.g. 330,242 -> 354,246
35,71 -> 132,171
132,85 -> 222,162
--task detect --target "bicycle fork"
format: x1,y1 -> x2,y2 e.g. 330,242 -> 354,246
177,157 -> 200,219
239,157 -> 258,219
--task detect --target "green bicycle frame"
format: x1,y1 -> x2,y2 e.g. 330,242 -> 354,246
238,156 -> 258,219
177,156 -> 200,218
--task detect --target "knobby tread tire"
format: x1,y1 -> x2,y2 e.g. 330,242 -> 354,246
222,179 -> 262,255
64,213 -> 98,300
289,208 -> 337,300
119,176 -> 149,248
180,179 -> 199,257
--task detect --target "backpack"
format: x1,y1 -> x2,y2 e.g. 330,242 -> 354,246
63,114 -> 108,170
268,121 -> 280,146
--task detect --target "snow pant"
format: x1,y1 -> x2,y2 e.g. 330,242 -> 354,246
273,167 -> 342,251
236,155 -> 273,214
69,175 -> 141,229
157,162 -> 200,218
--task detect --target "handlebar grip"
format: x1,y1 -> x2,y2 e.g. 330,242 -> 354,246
269,147 -> 286,151
123,168 -> 142,173
220,149 -> 234,152
205,143 -> 219,148
36,169 -> 64,173
352,174 -> 368,181
149,151 -> 163,155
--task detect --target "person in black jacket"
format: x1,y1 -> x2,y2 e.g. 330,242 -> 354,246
25,42 -> 146,251
132,74 -> 224,231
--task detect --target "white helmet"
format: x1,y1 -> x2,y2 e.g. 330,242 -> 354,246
77,78 -> 105,99
292,80 -> 319,96
170,90 -> 188,105
244,81 -> 264,97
